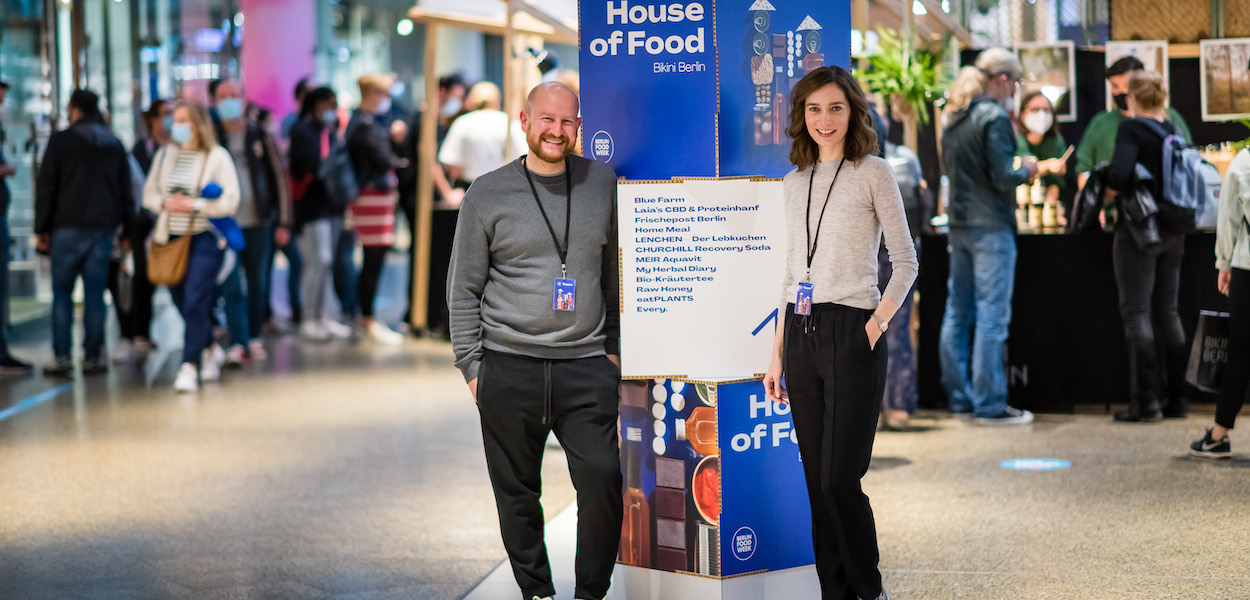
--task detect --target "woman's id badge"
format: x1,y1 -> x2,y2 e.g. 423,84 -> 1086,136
554,278 -> 576,311
795,282 -> 813,315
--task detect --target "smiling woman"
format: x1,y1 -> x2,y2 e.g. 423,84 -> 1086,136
785,66 -> 878,171
762,65 -> 917,600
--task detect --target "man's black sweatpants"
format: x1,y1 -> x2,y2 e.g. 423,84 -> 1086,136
477,348 -> 623,600
783,303 -> 887,600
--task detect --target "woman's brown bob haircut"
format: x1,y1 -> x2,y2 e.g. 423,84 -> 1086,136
787,66 -> 879,171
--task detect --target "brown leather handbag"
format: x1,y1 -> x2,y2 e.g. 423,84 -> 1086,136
146,213 -> 195,286
146,149 -> 206,286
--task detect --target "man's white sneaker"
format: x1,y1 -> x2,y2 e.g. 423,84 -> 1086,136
368,321 -> 403,345
111,339 -> 134,363
200,346 -> 223,382
247,339 -> 268,360
173,363 -> 199,393
301,320 -> 330,341
224,344 -> 248,367
322,318 -> 353,339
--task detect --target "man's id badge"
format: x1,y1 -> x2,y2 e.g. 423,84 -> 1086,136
795,282 -> 814,316
554,278 -> 577,311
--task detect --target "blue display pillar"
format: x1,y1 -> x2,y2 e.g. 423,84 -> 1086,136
579,1 -> 850,598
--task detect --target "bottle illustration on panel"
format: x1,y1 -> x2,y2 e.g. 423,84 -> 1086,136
620,425 -> 652,568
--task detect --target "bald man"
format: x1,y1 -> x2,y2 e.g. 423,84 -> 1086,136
448,82 -> 621,600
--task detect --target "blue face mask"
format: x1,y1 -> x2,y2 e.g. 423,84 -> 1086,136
171,123 -> 193,146
161,115 -> 173,134
321,110 -> 338,125
217,98 -> 244,122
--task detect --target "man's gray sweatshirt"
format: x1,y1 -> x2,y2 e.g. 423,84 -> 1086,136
448,155 -> 620,383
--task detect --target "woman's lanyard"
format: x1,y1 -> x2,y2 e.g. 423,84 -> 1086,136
805,157 -> 846,281
522,156 -> 577,311
795,157 -> 846,320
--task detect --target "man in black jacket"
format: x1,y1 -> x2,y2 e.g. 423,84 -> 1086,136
35,89 -> 132,376
210,80 -> 291,363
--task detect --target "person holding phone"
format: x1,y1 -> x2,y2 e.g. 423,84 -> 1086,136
762,66 -> 917,600
142,100 -> 240,393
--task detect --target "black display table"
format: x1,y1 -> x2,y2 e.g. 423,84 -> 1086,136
917,231 -> 1229,413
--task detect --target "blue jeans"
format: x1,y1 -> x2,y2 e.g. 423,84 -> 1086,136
0,212 -> 11,356
333,228 -> 358,319
939,227 -> 1017,417
170,233 -> 223,365
275,229 -> 302,320
219,225 -> 275,346
51,228 -> 114,361
220,252 -> 250,347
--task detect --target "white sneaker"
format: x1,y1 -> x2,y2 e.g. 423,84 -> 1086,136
111,339 -> 134,364
200,346 -> 223,382
174,363 -> 199,393
300,320 -> 330,341
247,339 -> 268,360
322,318 -> 353,339
224,344 -> 248,367
368,321 -> 403,345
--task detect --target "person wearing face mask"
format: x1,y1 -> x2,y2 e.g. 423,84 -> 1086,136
1104,70 -> 1191,423
34,89 -> 134,377
437,81 -> 528,189
396,73 -> 466,339
1015,90 -> 1069,215
345,74 -> 408,344
143,100 -> 240,393
939,49 -> 1065,426
1075,56 -> 1192,190
288,86 -> 355,342
209,80 -> 292,365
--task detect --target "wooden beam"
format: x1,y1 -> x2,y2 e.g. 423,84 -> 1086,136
406,7 -> 576,45
412,23 -> 440,331
913,0 -> 973,45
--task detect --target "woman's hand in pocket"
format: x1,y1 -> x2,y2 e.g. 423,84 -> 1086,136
866,321 -> 882,351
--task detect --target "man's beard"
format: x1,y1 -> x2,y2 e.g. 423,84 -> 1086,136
527,134 -> 572,164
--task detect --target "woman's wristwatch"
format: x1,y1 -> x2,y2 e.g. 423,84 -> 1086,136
871,313 -> 888,333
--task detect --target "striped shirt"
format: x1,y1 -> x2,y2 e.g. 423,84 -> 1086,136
164,149 -> 209,235
350,190 -> 397,247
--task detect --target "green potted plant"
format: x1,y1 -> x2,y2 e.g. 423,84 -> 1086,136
855,27 -> 948,149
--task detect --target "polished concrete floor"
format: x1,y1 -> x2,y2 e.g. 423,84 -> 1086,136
2,291 -> 1249,598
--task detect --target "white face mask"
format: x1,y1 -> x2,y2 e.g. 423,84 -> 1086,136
442,97 -> 462,117
374,97 -> 392,115
1023,111 -> 1053,135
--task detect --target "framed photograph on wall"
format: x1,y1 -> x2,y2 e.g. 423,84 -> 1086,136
1105,41 -> 1169,112
1016,42 -> 1077,122
1200,38 -> 1250,121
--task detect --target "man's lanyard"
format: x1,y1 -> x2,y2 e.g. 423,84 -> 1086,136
805,157 -> 846,280
522,156 -> 573,278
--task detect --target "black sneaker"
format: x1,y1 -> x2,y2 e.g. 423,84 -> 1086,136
0,355 -> 33,372
43,357 -> 74,377
1190,429 -> 1231,459
81,359 -> 108,375
975,406 -> 1034,426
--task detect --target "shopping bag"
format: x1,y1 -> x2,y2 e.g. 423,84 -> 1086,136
1185,310 -> 1230,393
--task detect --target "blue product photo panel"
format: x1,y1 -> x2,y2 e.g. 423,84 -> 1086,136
717,0 -> 852,178
716,379 -> 814,576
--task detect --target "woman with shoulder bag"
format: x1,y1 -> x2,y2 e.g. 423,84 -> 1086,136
1105,70 -> 1189,422
142,100 -> 240,393
761,66 -> 918,600
290,86 -> 354,341
1190,147 -> 1250,458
